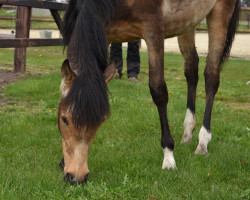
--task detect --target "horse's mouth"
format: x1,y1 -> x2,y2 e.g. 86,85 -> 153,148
64,172 -> 89,185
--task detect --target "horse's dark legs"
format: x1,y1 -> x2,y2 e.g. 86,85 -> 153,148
195,1 -> 235,154
145,25 -> 176,169
178,30 -> 199,143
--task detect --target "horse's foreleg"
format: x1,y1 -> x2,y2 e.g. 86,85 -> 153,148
195,1 -> 236,154
145,28 -> 176,170
178,29 -> 199,143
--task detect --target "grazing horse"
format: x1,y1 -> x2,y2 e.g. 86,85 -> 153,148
58,0 -> 240,184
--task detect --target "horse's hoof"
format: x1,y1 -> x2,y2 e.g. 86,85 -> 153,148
182,109 -> 196,143
194,126 -> 211,155
162,160 -> 177,170
162,148 -> 177,170
194,144 -> 208,155
181,133 -> 192,143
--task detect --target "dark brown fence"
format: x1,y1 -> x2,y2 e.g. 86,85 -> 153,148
0,15 -> 55,22
240,7 -> 250,29
0,0 -> 66,73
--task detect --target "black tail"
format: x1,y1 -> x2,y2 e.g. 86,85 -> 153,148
62,0 -> 119,129
219,0 -> 240,69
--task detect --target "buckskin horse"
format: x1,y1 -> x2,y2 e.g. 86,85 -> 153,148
58,0 -> 240,184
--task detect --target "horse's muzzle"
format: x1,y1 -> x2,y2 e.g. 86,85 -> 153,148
64,172 -> 89,185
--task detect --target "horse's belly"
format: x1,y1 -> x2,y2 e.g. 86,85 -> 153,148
106,22 -> 142,43
163,23 -> 197,38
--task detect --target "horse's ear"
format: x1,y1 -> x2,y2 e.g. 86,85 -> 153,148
104,59 -> 117,83
61,59 -> 76,96
61,59 -> 76,83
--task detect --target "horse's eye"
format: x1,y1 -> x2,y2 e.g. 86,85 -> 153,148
61,116 -> 69,126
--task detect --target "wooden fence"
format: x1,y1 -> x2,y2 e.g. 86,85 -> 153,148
0,0 -> 66,73
0,15 -> 55,22
240,7 -> 250,29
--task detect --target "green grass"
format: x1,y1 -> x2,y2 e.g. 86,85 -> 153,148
0,8 -> 63,29
0,47 -> 249,199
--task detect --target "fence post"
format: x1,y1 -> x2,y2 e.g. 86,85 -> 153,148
14,6 -> 31,73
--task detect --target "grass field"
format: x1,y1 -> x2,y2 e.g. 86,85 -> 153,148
0,47 -> 249,199
0,8 -> 62,29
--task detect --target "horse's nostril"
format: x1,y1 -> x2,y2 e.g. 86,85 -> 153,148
64,172 -> 89,185
64,172 -> 74,182
84,173 -> 89,182
72,177 -> 79,185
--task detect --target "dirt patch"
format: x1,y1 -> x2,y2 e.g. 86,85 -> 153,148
225,102 -> 250,111
0,69 -> 19,87
0,69 -> 20,106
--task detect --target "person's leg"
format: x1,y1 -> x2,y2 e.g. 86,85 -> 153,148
110,42 -> 123,77
127,41 -> 140,78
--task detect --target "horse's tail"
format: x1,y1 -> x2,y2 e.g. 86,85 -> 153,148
219,0 -> 240,69
62,0 -> 118,129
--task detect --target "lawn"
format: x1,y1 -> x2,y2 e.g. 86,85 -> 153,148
0,8 -> 62,29
0,46 -> 249,199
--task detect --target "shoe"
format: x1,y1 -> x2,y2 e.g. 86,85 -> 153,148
114,72 -> 122,79
128,77 -> 138,82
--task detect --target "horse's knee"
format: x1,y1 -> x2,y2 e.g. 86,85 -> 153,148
161,134 -> 174,150
204,67 -> 220,95
149,82 -> 168,107
184,50 -> 199,85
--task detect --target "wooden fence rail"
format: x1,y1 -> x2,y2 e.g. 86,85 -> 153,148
0,16 -> 55,22
0,38 -> 63,48
0,0 -> 66,73
0,0 -> 66,10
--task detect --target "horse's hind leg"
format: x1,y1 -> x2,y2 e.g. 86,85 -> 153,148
195,0 -> 238,154
144,22 -> 176,169
178,29 -> 199,143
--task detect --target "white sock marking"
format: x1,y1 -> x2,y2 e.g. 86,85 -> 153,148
162,148 -> 177,170
194,126 -> 212,154
182,109 -> 196,143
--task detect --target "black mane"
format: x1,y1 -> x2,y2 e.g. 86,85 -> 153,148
62,0 -> 83,46
62,0 -> 120,129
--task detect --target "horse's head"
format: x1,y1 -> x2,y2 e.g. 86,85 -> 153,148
58,59 -> 116,184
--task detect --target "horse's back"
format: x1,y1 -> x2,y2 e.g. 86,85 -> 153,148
107,0 -> 220,41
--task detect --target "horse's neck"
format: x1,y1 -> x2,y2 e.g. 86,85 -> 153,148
163,0 -> 217,37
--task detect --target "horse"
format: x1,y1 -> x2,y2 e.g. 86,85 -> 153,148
58,0 -> 240,184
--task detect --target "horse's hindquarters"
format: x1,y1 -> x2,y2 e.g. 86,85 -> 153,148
162,0 -> 217,37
